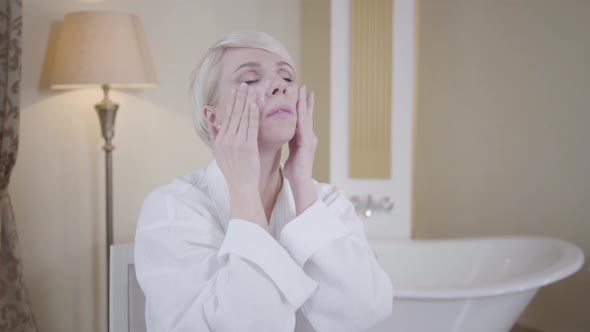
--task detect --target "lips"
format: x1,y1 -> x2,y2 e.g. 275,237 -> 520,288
266,105 -> 293,118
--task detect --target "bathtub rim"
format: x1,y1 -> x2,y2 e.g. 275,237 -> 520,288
370,235 -> 585,300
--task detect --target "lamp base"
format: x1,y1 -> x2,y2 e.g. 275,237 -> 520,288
95,84 -> 119,152
95,84 -> 118,332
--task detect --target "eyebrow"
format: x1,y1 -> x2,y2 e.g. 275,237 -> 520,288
234,61 -> 294,73
277,61 -> 294,71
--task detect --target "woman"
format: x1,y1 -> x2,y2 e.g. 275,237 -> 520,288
135,31 -> 393,332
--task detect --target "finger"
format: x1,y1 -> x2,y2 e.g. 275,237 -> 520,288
260,80 -> 271,100
227,82 -> 248,135
256,90 -> 266,110
247,102 -> 259,143
308,90 -> 315,115
219,88 -> 237,135
298,85 -> 307,123
238,89 -> 256,139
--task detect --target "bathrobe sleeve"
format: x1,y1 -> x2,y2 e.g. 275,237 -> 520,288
279,183 -> 393,332
134,188 -> 318,332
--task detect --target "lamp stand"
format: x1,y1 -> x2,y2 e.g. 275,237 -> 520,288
95,84 -> 118,331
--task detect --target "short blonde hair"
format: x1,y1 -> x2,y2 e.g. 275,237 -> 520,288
189,31 -> 295,147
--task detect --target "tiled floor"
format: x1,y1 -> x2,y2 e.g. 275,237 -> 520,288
511,325 -> 542,332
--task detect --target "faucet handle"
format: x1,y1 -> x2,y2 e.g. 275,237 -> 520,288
378,196 -> 395,211
350,195 -> 363,209
349,194 -> 394,219
349,195 -> 371,218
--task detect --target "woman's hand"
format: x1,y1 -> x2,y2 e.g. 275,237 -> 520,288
211,83 -> 261,190
210,83 -> 268,228
283,85 -> 319,214
283,85 -> 317,182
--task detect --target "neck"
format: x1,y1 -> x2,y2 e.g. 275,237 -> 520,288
258,145 -> 282,194
258,144 -> 283,219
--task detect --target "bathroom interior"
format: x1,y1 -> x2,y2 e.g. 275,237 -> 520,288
5,0 -> 589,331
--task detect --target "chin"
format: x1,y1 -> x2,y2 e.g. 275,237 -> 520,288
258,122 -> 296,146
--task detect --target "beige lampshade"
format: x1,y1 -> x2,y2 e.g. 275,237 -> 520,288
50,11 -> 157,89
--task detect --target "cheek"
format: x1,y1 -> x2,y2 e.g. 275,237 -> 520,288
281,87 -> 299,109
289,92 -> 299,106
249,83 -> 269,97
213,91 -> 234,116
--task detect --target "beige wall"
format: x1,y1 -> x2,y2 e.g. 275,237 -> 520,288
13,0 -> 590,331
414,0 -> 590,331
12,0 -> 300,331
301,0 -> 330,182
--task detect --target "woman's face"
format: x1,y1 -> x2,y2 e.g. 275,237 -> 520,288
209,47 -> 298,146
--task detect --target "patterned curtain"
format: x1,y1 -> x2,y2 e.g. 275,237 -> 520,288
0,1 -> 38,331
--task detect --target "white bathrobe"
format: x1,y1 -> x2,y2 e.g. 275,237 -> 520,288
135,161 -> 393,332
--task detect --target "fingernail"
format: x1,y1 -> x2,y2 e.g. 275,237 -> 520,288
239,82 -> 248,91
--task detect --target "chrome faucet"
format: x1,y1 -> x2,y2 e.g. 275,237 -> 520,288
349,194 -> 395,218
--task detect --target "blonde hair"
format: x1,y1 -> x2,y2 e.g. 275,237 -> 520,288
189,31 -> 294,147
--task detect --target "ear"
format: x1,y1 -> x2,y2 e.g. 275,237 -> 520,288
204,105 -> 220,141
204,105 -> 217,125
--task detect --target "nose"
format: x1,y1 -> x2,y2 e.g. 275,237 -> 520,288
266,78 -> 288,97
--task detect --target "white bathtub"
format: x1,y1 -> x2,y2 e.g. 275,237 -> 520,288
366,236 -> 585,332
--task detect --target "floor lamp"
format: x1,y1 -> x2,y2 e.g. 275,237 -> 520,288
49,11 -> 157,331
